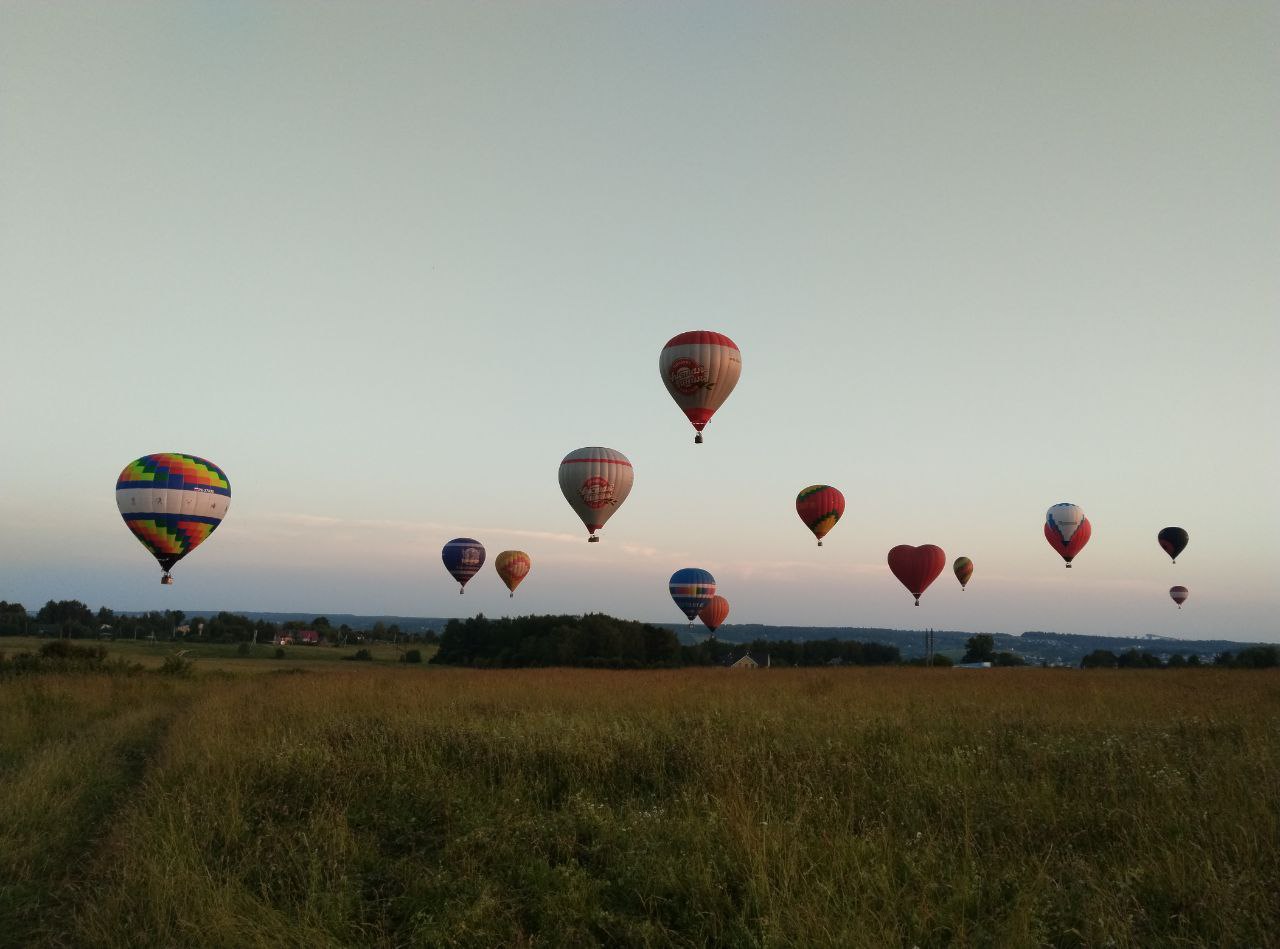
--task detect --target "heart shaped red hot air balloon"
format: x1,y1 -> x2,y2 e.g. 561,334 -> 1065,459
888,545 -> 947,605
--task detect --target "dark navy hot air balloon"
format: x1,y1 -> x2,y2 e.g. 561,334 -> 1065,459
442,538 -> 485,593
669,568 -> 715,622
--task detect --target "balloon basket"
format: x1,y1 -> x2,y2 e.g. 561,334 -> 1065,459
817,541 -> 823,547
694,433 -> 703,444
588,535 -> 600,543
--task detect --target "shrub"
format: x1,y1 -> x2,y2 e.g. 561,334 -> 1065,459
157,655 -> 193,677
39,640 -> 107,662
345,648 -> 373,662
274,647 -> 286,659
401,649 -> 423,664
237,642 -> 252,656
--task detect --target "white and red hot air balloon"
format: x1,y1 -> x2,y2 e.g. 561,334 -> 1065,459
558,447 -> 633,542
659,331 -> 742,443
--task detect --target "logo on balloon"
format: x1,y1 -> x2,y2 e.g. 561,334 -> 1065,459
580,476 -> 615,509
460,547 -> 482,567
669,358 -> 710,395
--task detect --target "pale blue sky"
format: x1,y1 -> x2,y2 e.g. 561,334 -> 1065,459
2,1 -> 1276,639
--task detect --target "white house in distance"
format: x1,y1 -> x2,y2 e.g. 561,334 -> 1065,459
722,649 -> 770,669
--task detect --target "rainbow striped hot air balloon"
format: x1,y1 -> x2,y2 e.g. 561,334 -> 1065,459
558,447 -> 633,542
796,485 -> 845,546
115,453 -> 231,584
669,568 -> 715,622
659,331 -> 742,443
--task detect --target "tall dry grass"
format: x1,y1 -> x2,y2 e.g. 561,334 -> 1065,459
3,667 -> 1277,947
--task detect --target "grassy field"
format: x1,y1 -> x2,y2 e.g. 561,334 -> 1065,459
0,657 -> 1276,948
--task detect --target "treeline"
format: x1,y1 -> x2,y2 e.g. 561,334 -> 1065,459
430,614 -> 901,668
1080,646 -> 1279,669
0,600 -> 438,646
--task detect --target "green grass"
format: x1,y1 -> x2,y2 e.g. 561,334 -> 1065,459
1,665 -> 1276,947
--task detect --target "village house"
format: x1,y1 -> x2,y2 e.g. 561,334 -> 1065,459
722,649 -> 770,669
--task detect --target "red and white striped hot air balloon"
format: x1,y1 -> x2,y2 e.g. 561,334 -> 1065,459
659,331 -> 742,443
1169,586 -> 1189,609
558,447 -> 633,542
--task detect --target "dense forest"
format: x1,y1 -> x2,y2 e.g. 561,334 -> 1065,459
429,613 -> 901,668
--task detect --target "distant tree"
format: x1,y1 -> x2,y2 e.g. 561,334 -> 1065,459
1187,653 -> 1203,667
37,600 -> 94,626
1081,649 -> 1118,669
1167,653 -> 1187,668
993,651 -> 1026,666
1233,645 -> 1279,669
311,616 -> 331,630
1214,651 -> 1235,667
963,634 -> 997,663
1117,648 -> 1162,668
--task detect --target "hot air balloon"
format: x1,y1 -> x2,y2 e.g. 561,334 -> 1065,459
887,545 -> 946,605
669,568 -> 715,622
1045,503 -> 1091,567
442,538 -> 485,593
659,331 -> 742,443
495,550 -> 531,597
954,556 -> 973,590
698,595 -> 730,635
115,453 -> 231,584
796,485 -> 845,546
558,447 -> 633,542
1158,527 -> 1189,564
1169,586 -> 1189,609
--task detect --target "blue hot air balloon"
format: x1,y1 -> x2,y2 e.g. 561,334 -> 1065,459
669,568 -> 716,622
442,537 -> 485,593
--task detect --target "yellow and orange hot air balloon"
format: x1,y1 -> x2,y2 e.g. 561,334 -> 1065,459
495,550 -> 531,597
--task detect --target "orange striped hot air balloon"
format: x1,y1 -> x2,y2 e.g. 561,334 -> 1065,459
698,595 -> 730,635
495,550 -> 531,597
953,557 -> 973,590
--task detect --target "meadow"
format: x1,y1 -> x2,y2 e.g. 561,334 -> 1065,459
0,649 -> 1276,948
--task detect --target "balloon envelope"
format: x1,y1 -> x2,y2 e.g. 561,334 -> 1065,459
796,485 -> 845,545
1158,527 -> 1189,563
698,594 -> 730,634
1046,504 -> 1091,566
1169,585 -> 1189,608
116,452 -> 231,581
953,556 -> 973,590
558,447 -> 633,541
887,545 -> 946,605
442,538 -> 485,592
669,568 -> 716,621
659,331 -> 742,443
495,550 -> 531,596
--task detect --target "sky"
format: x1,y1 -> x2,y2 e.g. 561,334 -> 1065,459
2,1 -> 1277,640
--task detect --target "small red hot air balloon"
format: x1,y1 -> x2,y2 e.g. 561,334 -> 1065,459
888,545 -> 947,605
953,557 -> 973,590
1169,586 -> 1189,609
698,595 -> 730,635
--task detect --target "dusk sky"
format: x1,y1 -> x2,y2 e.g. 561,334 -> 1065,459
2,2 -> 1277,640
